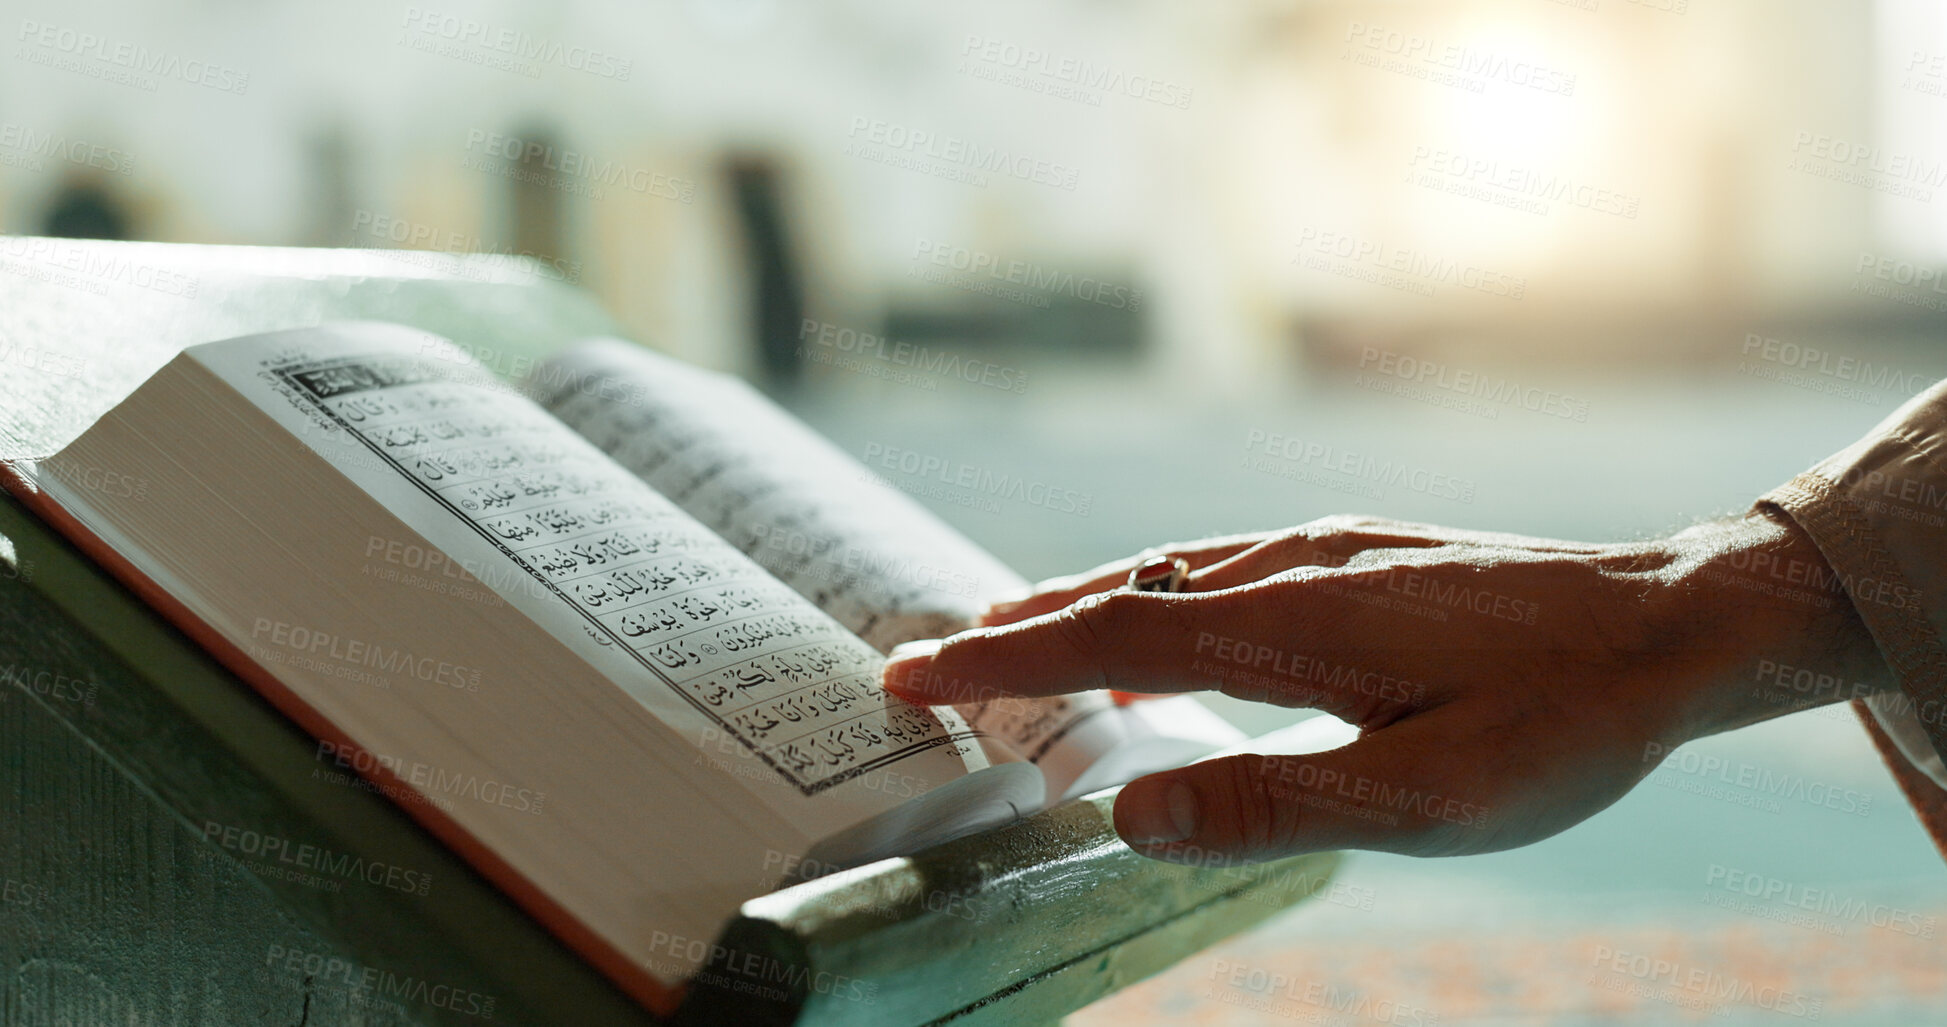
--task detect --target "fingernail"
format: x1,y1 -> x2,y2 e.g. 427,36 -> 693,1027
1116,776 -> 1198,845
881,639 -> 943,699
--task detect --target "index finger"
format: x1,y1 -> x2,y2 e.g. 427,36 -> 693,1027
883,571 -> 1376,721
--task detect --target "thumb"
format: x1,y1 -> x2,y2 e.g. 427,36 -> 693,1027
1112,720 -> 1490,863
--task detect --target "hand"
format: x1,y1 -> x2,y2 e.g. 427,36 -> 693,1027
881,513 -> 1893,865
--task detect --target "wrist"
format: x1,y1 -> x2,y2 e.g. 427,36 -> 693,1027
1656,511 -> 1894,742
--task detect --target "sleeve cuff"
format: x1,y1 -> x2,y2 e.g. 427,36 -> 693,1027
1760,468 -> 1947,785
1865,692 -> 1947,788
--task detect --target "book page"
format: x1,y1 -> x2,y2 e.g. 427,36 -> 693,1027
185,325 -> 1035,839
529,339 -> 1139,799
536,341 -> 1019,652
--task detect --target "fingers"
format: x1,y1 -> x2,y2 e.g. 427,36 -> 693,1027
1113,713 -> 1492,863
889,588 -> 1223,703
975,532 -> 1270,628
885,570 -> 1388,718
982,517 -> 1458,629
1189,516 -> 1445,591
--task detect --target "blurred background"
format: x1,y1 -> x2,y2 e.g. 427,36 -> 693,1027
10,0 -> 1947,1022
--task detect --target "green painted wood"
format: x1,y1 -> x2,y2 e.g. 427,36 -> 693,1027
0,489 -> 658,1027
0,621 -> 428,1027
679,795 -> 1338,1026
0,239 -> 1342,1027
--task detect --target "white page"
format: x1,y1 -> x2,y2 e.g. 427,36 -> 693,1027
529,339 -> 1243,802
1065,696 -> 1252,800
180,324 -> 1038,846
537,341 -> 1020,651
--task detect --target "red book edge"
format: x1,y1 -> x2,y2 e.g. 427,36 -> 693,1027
0,461 -> 685,1018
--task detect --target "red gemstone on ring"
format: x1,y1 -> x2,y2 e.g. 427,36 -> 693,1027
1129,556 -> 1186,591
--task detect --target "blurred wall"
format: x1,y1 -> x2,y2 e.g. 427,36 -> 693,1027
2,0 -> 1938,388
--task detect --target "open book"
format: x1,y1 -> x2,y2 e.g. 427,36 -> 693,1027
0,322 -> 1240,1015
